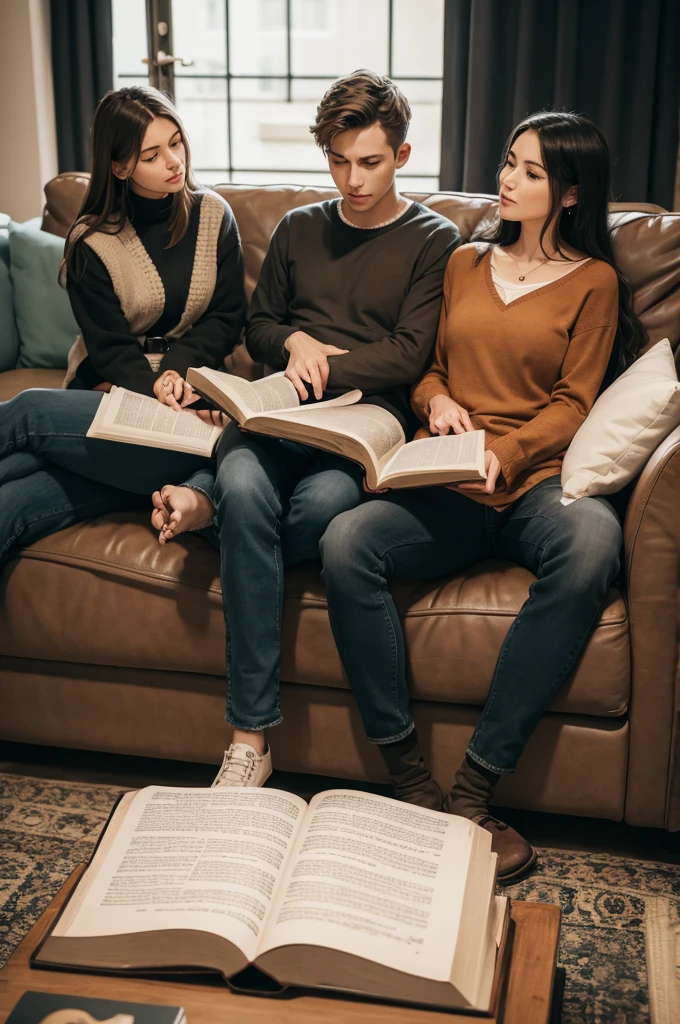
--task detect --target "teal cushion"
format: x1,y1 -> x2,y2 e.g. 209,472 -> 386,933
0,214 -> 19,371
9,218 -> 79,369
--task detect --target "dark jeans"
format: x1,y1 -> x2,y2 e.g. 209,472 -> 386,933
0,389 -> 214,562
319,475 -> 622,774
210,424 -> 365,730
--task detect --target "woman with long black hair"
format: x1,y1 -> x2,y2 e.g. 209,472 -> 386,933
319,111 -> 647,883
0,85 -> 245,560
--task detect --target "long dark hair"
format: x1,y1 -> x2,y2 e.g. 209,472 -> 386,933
476,110 -> 646,376
63,86 -> 199,280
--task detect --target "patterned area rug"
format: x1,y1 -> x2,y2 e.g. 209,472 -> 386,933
506,850 -> 680,1024
2,772 -> 680,1023
0,773 -> 124,966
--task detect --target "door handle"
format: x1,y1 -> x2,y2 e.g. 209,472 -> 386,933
142,51 -> 193,68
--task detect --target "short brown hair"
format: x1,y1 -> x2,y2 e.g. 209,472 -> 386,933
310,70 -> 411,155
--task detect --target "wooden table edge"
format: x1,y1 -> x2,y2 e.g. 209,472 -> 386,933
0,866 -> 561,1024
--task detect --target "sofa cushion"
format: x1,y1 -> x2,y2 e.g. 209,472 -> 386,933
1,513 -> 629,718
0,214 -> 19,372
9,218 -> 79,370
562,338 -> 680,503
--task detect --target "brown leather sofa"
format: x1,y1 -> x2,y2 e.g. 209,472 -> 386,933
2,174 -> 680,830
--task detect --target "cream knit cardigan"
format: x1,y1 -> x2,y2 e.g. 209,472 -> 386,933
63,190 -> 226,387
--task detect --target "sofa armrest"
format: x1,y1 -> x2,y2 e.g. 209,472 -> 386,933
623,425 -> 680,828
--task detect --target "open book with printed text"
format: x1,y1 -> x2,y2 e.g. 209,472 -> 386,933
86,369 -> 487,490
32,786 -> 509,1014
187,366 -> 487,490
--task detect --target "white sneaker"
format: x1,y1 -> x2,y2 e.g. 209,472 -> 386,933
211,743 -> 272,788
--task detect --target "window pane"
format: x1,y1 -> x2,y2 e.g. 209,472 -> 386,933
161,0 -> 445,187
291,77 -> 339,102
393,78 -> 441,180
113,75 -> 149,90
194,170 -> 228,187
291,0 -> 388,76
174,78 -> 229,171
392,0 -> 444,78
112,0 -> 147,79
172,0 -> 227,75
229,0 -> 288,76
397,176 -> 441,194
230,100 -> 328,172
231,77 -> 288,101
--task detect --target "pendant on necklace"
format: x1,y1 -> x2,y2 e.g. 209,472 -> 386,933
519,275 -> 525,281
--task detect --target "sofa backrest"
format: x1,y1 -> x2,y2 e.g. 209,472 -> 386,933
42,173 -> 680,371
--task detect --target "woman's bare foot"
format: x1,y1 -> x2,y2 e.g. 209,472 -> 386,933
150,485 -> 214,544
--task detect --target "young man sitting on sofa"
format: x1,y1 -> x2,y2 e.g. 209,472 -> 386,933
151,69 -> 461,789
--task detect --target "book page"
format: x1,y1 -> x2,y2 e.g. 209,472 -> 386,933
246,403 -> 403,487
186,366 -> 262,420
249,373 -> 300,411
385,432 -> 483,473
187,367 -> 300,419
245,388 -> 362,425
378,431 -> 486,487
53,787 -> 308,964
87,388 -> 221,449
260,790 -> 479,982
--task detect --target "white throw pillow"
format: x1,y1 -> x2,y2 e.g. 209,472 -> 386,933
561,339 -> 680,504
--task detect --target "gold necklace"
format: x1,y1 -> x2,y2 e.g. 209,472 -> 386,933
500,246 -> 550,282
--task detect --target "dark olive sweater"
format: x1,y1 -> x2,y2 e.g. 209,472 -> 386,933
246,199 -> 460,428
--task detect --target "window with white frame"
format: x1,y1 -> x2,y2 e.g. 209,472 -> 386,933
112,0 -> 444,191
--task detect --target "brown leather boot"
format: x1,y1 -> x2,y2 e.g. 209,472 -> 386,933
378,731 -> 443,811
443,756 -> 538,885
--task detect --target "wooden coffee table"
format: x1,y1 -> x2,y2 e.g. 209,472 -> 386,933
0,868 -> 560,1024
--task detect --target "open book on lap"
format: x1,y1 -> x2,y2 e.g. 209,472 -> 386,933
187,366 -> 487,489
32,786 -> 509,1015
86,386 -> 224,457
87,368 -> 487,489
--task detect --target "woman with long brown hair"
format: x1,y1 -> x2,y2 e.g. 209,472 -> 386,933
0,85 -> 244,560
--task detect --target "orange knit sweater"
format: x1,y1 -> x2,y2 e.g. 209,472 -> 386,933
411,243 -> 619,509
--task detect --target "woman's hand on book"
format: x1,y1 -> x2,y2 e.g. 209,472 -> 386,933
428,395 -> 474,435
154,371 -> 200,411
447,451 -> 502,496
284,331 -> 349,400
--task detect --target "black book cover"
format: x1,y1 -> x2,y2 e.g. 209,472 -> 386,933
5,991 -> 185,1024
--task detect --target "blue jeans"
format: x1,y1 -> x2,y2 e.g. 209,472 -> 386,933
0,389 -> 215,563
319,475 -> 622,774
209,424 -> 365,730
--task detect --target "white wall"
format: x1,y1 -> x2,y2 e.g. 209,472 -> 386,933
0,0 -> 58,222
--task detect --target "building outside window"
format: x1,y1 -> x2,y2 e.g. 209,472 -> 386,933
112,0 -> 444,191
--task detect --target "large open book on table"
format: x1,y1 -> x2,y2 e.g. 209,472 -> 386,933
187,366 -> 487,490
32,786 -> 510,1014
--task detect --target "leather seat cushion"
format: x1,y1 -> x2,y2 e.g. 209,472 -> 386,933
0,368 -> 65,399
1,513 -> 630,717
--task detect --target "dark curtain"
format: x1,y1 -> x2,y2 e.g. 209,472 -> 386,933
440,0 -> 680,209
51,0 -> 114,172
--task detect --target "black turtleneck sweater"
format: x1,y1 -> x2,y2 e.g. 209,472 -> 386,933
246,199 -> 460,429
66,189 -> 246,396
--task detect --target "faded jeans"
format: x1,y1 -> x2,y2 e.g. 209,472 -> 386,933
0,389 -> 214,562
209,425 -> 365,730
319,475 -> 622,774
